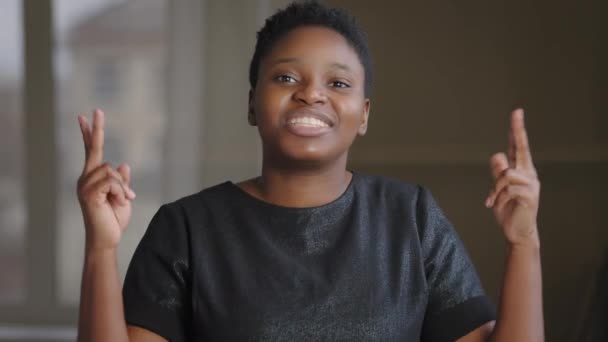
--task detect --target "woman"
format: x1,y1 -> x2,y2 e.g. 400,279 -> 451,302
76,1 -> 543,341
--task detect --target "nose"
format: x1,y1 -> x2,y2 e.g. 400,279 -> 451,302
293,81 -> 327,105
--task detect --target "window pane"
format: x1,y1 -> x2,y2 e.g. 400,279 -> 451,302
0,0 -> 26,304
54,0 -> 168,305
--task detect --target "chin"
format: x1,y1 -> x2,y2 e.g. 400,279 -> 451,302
278,144 -> 345,168
261,134 -> 349,168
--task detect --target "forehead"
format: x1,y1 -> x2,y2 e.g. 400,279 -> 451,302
263,26 -> 363,74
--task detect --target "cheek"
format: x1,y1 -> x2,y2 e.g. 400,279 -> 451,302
255,87 -> 289,122
253,89 -> 289,141
338,100 -> 366,129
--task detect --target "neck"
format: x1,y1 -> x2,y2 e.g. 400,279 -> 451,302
251,154 -> 352,208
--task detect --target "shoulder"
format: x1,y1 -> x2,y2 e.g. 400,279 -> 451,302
143,182 -> 238,235
353,172 -> 433,228
139,182 -> 239,248
354,172 -> 423,204
161,181 -> 235,214
353,172 -> 446,233
357,172 -> 442,212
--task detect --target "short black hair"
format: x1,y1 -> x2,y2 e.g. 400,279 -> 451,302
249,0 -> 373,96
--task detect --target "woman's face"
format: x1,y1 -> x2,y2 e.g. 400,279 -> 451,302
251,26 -> 370,167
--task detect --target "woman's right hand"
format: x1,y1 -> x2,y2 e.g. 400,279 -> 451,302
76,109 -> 136,252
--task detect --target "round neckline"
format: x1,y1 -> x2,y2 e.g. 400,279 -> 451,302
226,171 -> 358,212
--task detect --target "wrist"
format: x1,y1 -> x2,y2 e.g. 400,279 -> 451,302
84,243 -> 118,259
84,230 -> 120,254
507,229 -> 541,252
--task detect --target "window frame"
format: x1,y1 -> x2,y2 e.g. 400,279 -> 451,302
0,0 -> 278,331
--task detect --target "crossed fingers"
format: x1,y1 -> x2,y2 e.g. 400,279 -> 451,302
77,109 -> 135,201
485,109 -> 539,209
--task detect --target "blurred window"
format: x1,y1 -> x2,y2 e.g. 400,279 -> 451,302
94,58 -> 122,103
54,0 -> 168,305
0,0 -> 26,305
0,2 -> 269,335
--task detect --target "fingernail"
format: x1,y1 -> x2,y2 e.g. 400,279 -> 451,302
485,198 -> 491,207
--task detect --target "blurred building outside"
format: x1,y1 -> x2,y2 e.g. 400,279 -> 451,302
56,0 -> 168,304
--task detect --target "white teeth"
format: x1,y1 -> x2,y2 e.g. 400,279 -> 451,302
288,117 -> 329,127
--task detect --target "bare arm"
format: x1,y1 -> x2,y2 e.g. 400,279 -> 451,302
489,238 -> 543,342
459,109 -> 544,342
76,110 -> 166,342
78,248 -> 168,342
78,249 -> 128,342
457,238 -> 543,342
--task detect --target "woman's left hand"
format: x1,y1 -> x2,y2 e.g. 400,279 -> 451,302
485,108 -> 541,247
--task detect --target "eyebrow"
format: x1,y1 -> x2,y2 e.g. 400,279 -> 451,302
271,57 -> 300,65
270,58 -> 352,72
329,62 -> 351,72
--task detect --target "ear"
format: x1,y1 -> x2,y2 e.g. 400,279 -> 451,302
248,89 -> 257,126
357,98 -> 370,136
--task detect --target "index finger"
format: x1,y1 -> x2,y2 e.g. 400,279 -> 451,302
83,109 -> 105,174
510,108 -> 534,170
77,114 -> 91,160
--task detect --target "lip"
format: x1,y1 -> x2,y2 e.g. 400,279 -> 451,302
284,108 -> 335,128
282,108 -> 336,137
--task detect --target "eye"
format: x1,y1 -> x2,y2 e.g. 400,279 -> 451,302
275,75 -> 297,83
330,80 -> 350,88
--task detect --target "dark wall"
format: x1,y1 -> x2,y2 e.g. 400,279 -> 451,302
328,0 -> 608,340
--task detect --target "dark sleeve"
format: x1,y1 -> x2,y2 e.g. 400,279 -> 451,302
417,186 -> 496,342
122,204 -> 191,342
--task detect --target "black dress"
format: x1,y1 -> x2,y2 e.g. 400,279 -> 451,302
123,172 -> 495,341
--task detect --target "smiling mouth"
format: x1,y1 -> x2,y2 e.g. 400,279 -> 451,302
283,113 -> 334,137
287,116 -> 330,128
